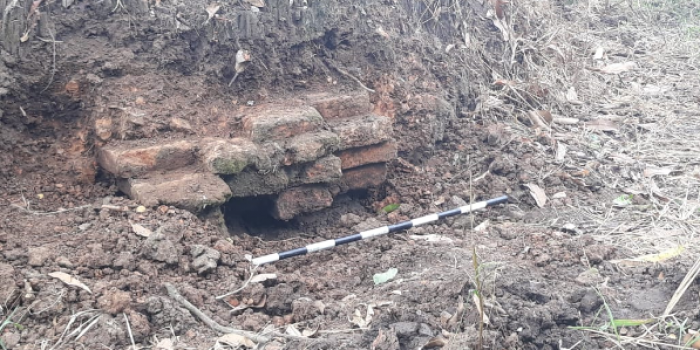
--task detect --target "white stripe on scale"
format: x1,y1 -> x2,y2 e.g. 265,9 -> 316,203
459,201 -> 487,213
360,226 -> 390,239
306,239 -> 336,253
252,253 -> 280,266
411,213 -> 439,226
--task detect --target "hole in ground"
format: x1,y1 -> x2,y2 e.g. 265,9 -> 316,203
222,195 -> 293,238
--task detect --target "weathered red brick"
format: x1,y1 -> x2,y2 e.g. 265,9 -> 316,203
98,140 -> 196,178
272,185 -> 333,220
330,115 -> 393,150
289,156 -> 342,185
341,163 -> 388,191
335,142 -> 397,170
306,92 -> 371,120
199,138 -> 262,175
283,130 -> 340,165
225,170 -> 289,197
243,106 -> 323,142
118,172 -> 231,212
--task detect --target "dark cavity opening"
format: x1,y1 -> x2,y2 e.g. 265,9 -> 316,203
222,195 -> 292,238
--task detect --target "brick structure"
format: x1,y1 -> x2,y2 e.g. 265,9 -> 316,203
96,90 -> 395,219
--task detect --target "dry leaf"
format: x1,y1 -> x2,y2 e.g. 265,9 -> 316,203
130,222 -> 152,238
250,273 -> 277,283
638,123 -> 658,131
552,191 -> 567,199
527,110 -> 550,129
492,79 -> 516,88
553,116 -> 579,125
217,333 -> 256,348
446,296 -> 464,329
599,61 -> 637,74
375,26 -> 390,39
49,272 -> 92,294
409,234 -> 453,243
235,49 -> 252,73
285,325 -> 302,337
565,87 -> 583,105
492,18 -> 510,41
593,47 -> 605,60
155,338 -> 175,350
474,220 -> 490,232
243,0 -> 265,7
643,166 -> 673,178
302,326 -> 319,337
471,293 -> 490,324
611,245 -> 685,267
586,118 -> 618,131
351,304 -> 375,328
422,336 -> 448,349
525,184 -> 547,207
205,4 -> 220,22
556,143 -> 567,162
537,110 -> 553,123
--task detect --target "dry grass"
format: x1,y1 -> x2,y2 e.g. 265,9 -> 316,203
454,0 -> 700,347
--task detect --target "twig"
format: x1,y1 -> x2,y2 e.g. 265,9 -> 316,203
100,204 -> 129,212
215,266 -> 259,300
123,313 -> 137,350
324,60 -> 375,93
11,204 -> 92,215
228,72 -> 240,87
40,27 -> 57,94
164,283 -> 272,343
663,255 -> 700,317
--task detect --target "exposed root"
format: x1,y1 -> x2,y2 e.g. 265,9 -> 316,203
164,283 -> 274,343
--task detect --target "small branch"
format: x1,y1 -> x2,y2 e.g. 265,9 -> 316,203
40,27 -> 57,94
164,283 -> 272,343
123,313 -> 137,350
11,204 -> 92,215
324,60 -> 375,93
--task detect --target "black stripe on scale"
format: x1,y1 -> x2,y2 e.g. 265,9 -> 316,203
438,208 -> 462,219
335,233 -> 363,245
278,247 -> 308,260
486,195 -> 509,207
387,221 -> 413,233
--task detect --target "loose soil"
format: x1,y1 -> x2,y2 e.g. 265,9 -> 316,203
2,0 -> 700,349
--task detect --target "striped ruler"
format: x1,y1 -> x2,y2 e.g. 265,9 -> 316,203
251,195 -> 508,266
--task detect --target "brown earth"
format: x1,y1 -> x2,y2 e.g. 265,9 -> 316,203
2,0 -> 700,350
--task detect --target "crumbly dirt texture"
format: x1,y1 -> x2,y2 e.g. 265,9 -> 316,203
2,0 -> 700,349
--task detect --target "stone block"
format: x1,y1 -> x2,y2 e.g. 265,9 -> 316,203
272,185 -> 334,220
199,138 -> 264,175
118,172 -> 231,212
98,140 -> 197,178
243,106 -> 323,142
335,142 -> 397,169
341,163 -> 388,191
225,170 -> 289,198
306,91 -> 371,120
330,115 -> 393,150
283,130 -> 340,165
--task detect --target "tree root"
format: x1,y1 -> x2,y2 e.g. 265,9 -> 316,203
164,283 -> 273,343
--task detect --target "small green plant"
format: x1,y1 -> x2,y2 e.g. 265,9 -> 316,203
380,203 -> 400,214
0,307 -> 21,350
569,289 -> 653,341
